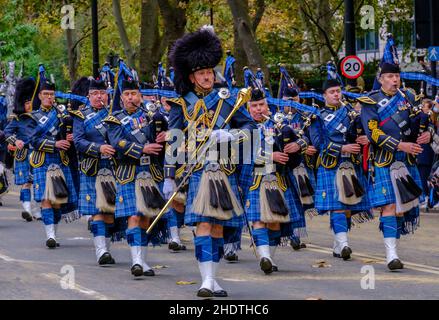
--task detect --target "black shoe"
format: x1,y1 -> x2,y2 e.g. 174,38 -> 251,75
197,288 -> 213,298
388,259 -> 404,271
300,243 -> 307,249
168,241 -> 186,251
272,265 -> 279,272
213,290 -> 228,297
291,239 -> 301,251
143,269 -> 155,276
333,252 -> 341,258
224,252 -> 239,262
341,246 -> 352,261
46,238 -> 57,249
260,257 -> 273,274
22,211 -> 33,222
131,264 -> 144,277
98,252 -> 114,265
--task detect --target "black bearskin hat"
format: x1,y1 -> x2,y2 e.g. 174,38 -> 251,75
71,77 -> 91,110
169,25 -> 223,96
89,79 -> 107,91
13,77 -> 36,114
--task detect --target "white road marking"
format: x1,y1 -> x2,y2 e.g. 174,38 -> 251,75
41,273 -> 109,300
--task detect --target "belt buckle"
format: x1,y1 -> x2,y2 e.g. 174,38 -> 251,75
140,155 -> 150,166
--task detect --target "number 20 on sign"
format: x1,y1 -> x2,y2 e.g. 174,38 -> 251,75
341,56 -> 364,79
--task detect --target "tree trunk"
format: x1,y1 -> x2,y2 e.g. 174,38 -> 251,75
112,0 -> 136,68
233,25 -> 247,85
139,0 -> 163,81
227,0 -> 270,90
157,0 -> 188,63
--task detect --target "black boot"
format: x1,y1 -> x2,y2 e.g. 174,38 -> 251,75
98,252 -> 114,265
131,264 -> 144,277
224,252 -> 239,262
143,269 -> 155,276
197,288 -> 213,298
388,259 -> 404,270
168,241 -> 186,252
341,246 -> 352,261
22,211 -> 33,222
46,238 -> 57,249
260,257 -> 273,274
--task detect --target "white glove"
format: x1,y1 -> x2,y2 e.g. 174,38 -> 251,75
163,178 -> 177,200
211,129 -> 235,143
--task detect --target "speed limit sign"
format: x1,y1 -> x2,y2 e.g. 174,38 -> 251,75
341,56 -> 364,79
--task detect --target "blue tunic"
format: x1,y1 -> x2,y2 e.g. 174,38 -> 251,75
165,88 -> 257,227
24,105 -> 78,205
4,115 -> 33,185
309,103 -> 370,213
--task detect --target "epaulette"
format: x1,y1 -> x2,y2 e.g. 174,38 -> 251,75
103,115 -> 121,125
69,109 -> 85,120
18,113 -> 32,120
166,97 -> 185,107
357,95 -> 377,105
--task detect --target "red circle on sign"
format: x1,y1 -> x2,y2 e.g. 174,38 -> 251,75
341,56 -> 364,79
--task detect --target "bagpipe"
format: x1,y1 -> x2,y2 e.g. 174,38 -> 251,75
43,103 -> 72,205
326,99 -> 366,206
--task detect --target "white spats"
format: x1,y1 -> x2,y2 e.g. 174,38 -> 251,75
93,236 -> 108,261
212,262 -> 224,292
22,201 -> 32,214
198,261 -> 214,291
170,226 -> 181,245
384,237 -> 399,264
44,224 -> 56,241
333,232 -> 349,254
130,246 -> 143,267
256,245 -> 271,260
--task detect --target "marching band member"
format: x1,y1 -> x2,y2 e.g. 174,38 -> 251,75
24,81 -> 78,248
4,77 -> 40,221
309,79 -> 371,261
164,26 -> 256,297
360,63 -> 431,270
105,79 -> 168,277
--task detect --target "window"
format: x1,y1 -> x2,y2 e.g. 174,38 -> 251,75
356,31 -> 379,51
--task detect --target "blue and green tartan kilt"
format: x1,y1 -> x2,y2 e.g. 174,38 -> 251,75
14,157 -> 32,185
368,153 -> 424,208
114,165 -> 164,218
32,153 -> 78,203
315,160 -> 370,213
78,159 -> 113,216
185,169 -> 244,227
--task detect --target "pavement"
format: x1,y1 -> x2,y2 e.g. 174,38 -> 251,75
1,186 -> 439,300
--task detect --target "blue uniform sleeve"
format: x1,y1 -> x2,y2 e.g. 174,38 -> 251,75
4,118 -> 19,145
106,122 -> 143,160
73,117 -> 101,157
26,116 -> 56,153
